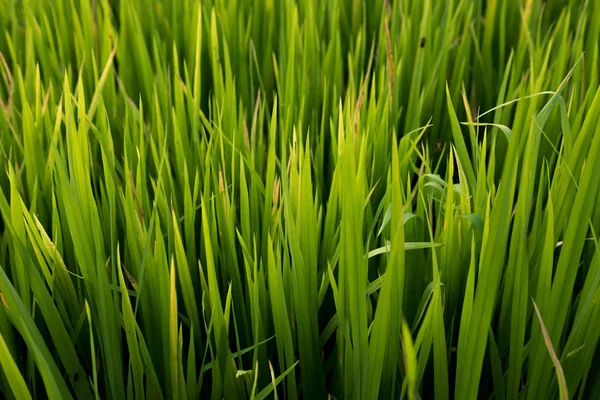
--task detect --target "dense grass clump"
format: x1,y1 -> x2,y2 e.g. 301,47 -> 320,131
1,0 -> 600,398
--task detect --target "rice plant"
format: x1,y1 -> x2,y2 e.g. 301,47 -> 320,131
1,0 -> 600,398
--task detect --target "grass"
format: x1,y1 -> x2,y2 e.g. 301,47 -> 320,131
0,0 -> 600,398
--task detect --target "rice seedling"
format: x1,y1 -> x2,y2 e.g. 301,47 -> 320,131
0,0 -> 599,398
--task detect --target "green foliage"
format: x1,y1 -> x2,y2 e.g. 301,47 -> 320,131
0,0 -> 599,398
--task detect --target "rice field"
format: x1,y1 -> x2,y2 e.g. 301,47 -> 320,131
1,0 -> 600,398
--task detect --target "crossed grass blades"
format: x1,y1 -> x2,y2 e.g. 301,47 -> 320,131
1,0 -> 600,399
